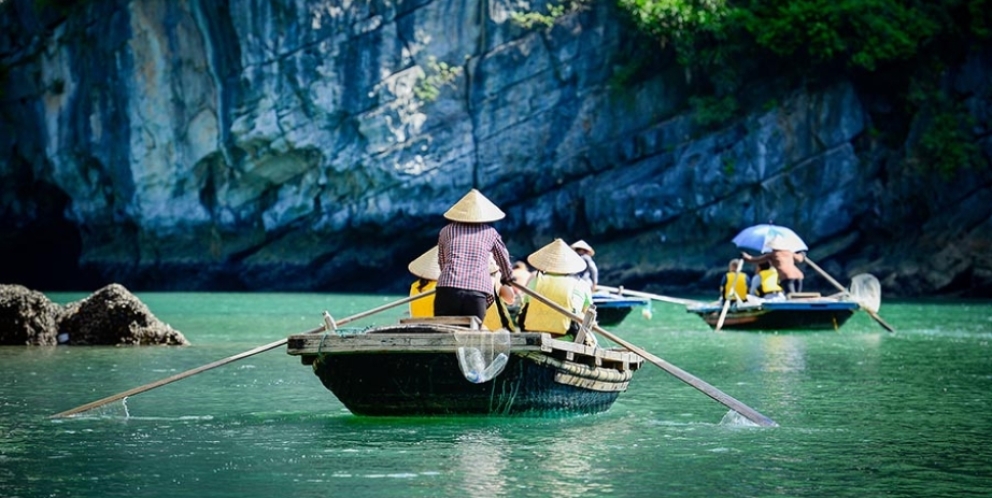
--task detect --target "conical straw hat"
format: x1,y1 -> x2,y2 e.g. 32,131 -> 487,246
527,238 -> 587,274
570,240 -> 595,256
408,246 -> 441,280
443,189 -> 506,223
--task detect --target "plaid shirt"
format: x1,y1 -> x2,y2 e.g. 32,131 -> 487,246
437,222 -> 514,295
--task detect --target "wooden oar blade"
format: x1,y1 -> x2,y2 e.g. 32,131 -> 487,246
50,290 -> 438,418
512,282 -> 778,427
865,309 -> 896,332
620,337 -> 778,427
805,258 -> 895,333
51,337 -> 296,418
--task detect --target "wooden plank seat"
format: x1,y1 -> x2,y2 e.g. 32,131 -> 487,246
398,316 -> 482,329
787,292 -> 823,299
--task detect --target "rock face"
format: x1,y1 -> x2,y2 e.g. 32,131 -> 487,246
59,283 -> 189,345
0,283 -> 188,346
0,284 -> 61,345
1,1 -> 990,297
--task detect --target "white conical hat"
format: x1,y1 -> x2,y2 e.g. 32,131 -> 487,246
570,240 -> 595,256
407,246 -> 441,280
527,238 -> 587,274
443,189 -> 506,223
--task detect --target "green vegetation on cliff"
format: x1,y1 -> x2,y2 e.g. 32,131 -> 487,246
617,0 -> 992,172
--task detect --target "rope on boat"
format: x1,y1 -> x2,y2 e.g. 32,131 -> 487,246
518,352 -> 634,383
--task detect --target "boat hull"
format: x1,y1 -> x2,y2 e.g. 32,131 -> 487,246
687,300 -> 859,331
594,306 -> 633,327
287,320 -> 643,417
313,352 -> 621,417
591,295 -> 648,327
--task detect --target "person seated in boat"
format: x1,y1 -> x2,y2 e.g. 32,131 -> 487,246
435,189 -> 515,324
484,257 -> 518,331
511,260 -> 533,288
719,258 -> 748,305
517,239 -> 593,344
510,261 -> 533,310
407,246 -> 440,318
749,261 -> 786,301
741,237 -> 805,295
748,262 -> 762,298
570,240 -> 598,292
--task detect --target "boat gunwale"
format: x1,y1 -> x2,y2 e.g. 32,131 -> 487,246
686,298 -> 861,315
286,324 -> 643,372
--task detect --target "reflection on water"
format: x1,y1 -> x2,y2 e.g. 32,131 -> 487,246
454,429 -> 509,498
537,424 -> 615,497
760,335 -> 807,373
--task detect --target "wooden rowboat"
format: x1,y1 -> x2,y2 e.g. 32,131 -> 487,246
685,293 -> 860,331
286,316 -> 643,417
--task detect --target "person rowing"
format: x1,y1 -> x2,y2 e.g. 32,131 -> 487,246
434,189 -> 515,323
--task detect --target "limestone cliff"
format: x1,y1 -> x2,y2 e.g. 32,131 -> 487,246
1,0 -> 990,297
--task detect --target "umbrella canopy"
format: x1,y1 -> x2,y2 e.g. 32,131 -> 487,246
732,224 -> 808,253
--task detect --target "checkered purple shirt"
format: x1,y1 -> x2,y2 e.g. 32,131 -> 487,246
437,222 -> 514,295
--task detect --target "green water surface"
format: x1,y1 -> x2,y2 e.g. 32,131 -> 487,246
1,293 -> 990,497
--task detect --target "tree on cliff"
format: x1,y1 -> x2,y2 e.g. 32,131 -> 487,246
617,0 -> 991,174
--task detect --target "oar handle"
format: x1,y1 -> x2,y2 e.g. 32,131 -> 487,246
337,290 -> 437,325
512,282 -> 778,427
804,258 -> 847,295
50,290 -> 438,418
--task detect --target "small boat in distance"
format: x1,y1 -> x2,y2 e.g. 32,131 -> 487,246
592,293 -> 650,326
286,315 -> 644,417
685,293 -> 860,331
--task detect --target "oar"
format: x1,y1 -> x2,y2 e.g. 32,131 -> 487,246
804,258 -> 895,333
597,285 -> 703,306
715,259 -> 745,332
51,290 -> 437,418
512,282 -> 778,427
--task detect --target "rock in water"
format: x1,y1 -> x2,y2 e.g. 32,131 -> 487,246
0,284 -> 61,345
58,284 -> 190,345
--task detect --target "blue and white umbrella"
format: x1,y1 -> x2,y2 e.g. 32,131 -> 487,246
732,224 -> 808,253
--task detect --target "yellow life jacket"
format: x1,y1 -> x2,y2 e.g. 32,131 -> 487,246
758,269 -> 783,295
723,271 -> 748,300
522,274 -> 577,335
483,293 -> 515,331
409,279 -> 437,317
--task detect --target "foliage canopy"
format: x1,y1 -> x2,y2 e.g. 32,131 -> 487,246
616,0 -> 992,172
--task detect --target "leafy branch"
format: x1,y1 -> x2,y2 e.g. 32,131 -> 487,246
413,56 -> 464,103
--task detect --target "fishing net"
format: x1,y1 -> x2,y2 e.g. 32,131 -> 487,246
850,273 -> 882,312
455,330 -> 510,383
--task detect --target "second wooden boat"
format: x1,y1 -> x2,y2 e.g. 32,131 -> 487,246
591,293 -> 650,326
685,294 -> 860,331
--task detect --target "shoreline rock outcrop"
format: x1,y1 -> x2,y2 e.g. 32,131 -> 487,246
0,283 -> 189,346
0,284 -> 61,345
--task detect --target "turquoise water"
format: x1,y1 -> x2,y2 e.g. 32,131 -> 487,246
2,293 -> 991,497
